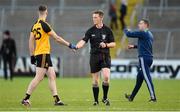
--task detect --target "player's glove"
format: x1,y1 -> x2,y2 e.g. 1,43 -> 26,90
31,55 -> 36,65
69,43 -> 77,50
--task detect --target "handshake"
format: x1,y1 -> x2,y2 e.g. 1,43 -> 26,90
68,43 -> 78,50
68,39 -> 115,52
68,41 -> 108,50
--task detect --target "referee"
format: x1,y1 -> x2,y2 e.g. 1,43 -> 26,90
124,19 -> 157,102
76,10 -> 116,106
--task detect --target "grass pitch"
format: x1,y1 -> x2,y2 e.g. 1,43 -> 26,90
0,77 -> 179,111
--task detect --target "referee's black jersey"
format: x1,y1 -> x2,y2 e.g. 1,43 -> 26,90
83,24 -> 115,54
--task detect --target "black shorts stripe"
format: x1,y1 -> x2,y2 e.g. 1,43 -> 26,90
41,54 -> 46,68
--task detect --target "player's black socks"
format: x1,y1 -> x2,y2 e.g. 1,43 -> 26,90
92,84 -> 99,102
102,82 -> 109,100
24,93 -> 30,100
53,95 -> 60,102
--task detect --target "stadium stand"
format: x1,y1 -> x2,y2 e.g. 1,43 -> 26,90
0,0 -> 179,76
0,0 -> 107,77
143,8 -> 180,29
0,0 -> 104,7
144,0 -> 180,7
118,0 -> 180,59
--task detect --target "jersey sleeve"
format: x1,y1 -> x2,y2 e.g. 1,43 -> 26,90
124,28 -> 144,38
30,25 -> 33,32
108,29 -> 115,43
40,21 -> 52,33
31,21 -> 37,32
82,30 -> 91,43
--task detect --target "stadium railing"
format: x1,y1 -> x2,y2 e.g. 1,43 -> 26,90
0,0 -> 109,77
117,1 -> 180,59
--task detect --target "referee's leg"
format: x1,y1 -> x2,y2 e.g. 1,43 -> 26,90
140,57 -> 156,100
90,54 -> 100,105
102,68 -> 110,100
92,72 -> 100,104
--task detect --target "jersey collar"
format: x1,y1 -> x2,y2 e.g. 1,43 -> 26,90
95,24 -> 104,29
38,18 -> 46,22
144,28 -> 149,32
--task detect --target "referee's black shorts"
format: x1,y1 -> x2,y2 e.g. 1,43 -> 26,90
35,54 -> 53,69
90,53 -> 111,73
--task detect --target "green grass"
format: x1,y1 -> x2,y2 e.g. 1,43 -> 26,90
0,77 -> 180,111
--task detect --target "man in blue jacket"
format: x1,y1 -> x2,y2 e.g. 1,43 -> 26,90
124,19 -> 157,102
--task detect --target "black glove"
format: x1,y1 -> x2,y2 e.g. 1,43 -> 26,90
69,43 -> 77,50
134,45 -> 138,48
31,55 -> 36,65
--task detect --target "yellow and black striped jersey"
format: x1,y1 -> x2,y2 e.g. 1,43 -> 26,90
31,19 -> 52,56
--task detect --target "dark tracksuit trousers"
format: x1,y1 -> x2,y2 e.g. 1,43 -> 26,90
130,56 -> 156,100
3,56 -> 14,80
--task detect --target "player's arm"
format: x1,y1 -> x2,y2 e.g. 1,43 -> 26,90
124,28 -> 144,38
29,32 -> 35,56
48,30 -> 76,49
41,21 -> 76,49
29,32 -> 36,64
49,30 -> 69,47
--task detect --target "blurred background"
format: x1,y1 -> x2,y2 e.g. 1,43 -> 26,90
0,0 -> 179,79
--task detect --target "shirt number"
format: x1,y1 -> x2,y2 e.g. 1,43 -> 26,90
33,28 -> 42,40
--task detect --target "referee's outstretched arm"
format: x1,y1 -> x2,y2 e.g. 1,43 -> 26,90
76,40 -> 86,49
76,40 -> 116,49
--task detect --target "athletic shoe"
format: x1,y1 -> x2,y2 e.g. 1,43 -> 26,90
125,93 -> 133,102
93,101 -> 99,106
149,98 -> 157,102
54,100 -> 66,106
102,99 -> 110,106
21,99 -> 30,107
